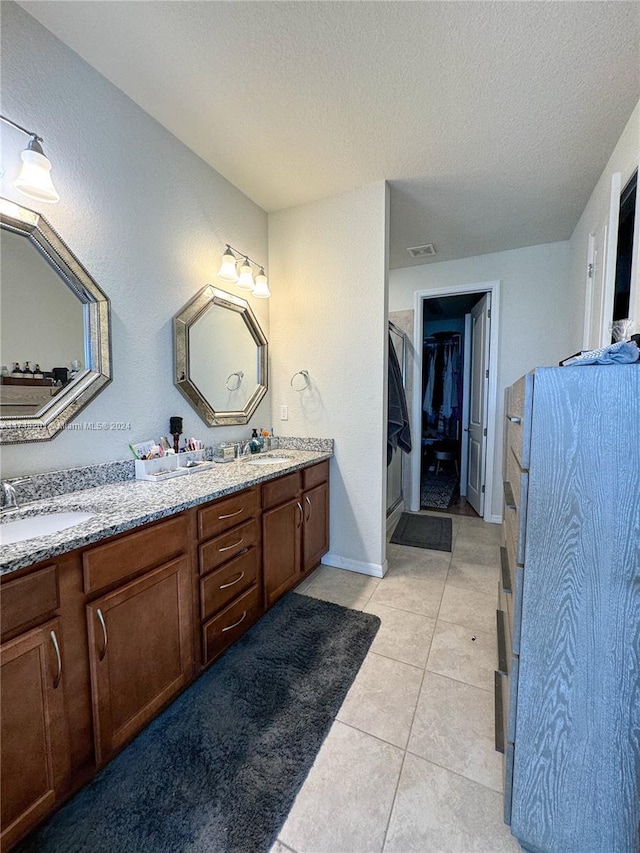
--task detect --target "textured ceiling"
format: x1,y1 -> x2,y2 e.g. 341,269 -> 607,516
15,1 -> 640,268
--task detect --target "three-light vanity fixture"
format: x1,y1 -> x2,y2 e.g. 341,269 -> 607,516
217,244 -> 271,299
0,115 -> 60,203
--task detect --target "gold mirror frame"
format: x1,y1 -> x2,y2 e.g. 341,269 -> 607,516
173,285 -> 268,426
0,199 -> 112,444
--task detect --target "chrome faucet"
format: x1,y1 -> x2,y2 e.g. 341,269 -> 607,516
1,478 -> 30,511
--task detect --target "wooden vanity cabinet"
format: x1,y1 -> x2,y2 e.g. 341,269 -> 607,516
0,619 -> 70,852
0,561 -> 71,853
0,459 -> 330,849
86,556 -> 193,765
197,487 -> 262,667
263,496 -> 303,607
82,514 -> 193,765
301,463 -> 329,574
263,461 -> 330,608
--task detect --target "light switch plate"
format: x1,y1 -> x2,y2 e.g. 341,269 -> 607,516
280,405 -> 288,420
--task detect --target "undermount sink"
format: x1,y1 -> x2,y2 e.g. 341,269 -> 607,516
0,511 -> 95,546
245,456 -> 293,466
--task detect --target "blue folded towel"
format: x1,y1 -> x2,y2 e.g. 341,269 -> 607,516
563,340 -> 640,366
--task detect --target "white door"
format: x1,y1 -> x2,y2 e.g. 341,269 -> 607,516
466,294 -> 491,516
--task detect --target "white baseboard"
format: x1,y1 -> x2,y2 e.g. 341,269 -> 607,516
486,513 -> 503,525
386,501 -> 404,534
322,552 -> 387,578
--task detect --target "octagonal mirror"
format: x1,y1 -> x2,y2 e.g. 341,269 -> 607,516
173,285 -> 268,426
0,198 -> 112,443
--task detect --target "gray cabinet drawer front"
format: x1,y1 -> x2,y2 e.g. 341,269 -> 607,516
506,373 -> 534,470
512,564 -> 524,656
506,448 -> 528,564
503,743 -> 515,826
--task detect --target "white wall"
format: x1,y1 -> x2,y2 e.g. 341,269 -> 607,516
0,2 -> 269,477
568,100 -> 640,348
268,182 -> 389,576
389,241 -> 572,519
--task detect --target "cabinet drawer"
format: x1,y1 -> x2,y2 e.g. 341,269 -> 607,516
199,519 -> 259,575
494,670 -> 507,755
512,563 -> 524,657
197,488 -> 258,541
498,579 -> 513,652
503,743 -> 515,826
1,565 -> 59,640
503,536 -> 524,656
83,515 -> 187,594
504,501 -> 524,571
506,449 -> 528,563
303,461 -> 329,490
202,584 -> 260,664
200,548 -> 259,621
506,373 -> 533,470
262,472 -> 301,510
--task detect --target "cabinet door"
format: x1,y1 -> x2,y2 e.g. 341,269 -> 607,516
86,556 -> 193,765
1,618 -> 70,852
263,497 -> 302,607
303,481 -> 329,574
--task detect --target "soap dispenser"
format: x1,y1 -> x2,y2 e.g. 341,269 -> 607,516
249,428 -> 261,454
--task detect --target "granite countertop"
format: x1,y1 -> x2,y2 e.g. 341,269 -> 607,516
0,449 -> 332,576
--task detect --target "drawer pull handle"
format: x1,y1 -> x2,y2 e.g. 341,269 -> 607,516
220,571 -> 245,590
50,630 -> 62,689
507,415 -> 522,424
296,501 -> 303,527
219,537 -> 244,553
218,508 -> 243,520
222,610 -> 247,633
305,495 -> 312,521
96,608 -> 108,661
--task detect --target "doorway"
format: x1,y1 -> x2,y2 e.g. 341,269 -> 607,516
410,281 -> 501,522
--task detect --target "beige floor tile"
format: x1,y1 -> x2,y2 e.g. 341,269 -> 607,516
279,720 -> 403,853
386,543 -> 450,581
455,521 -> 502,545
408,672 -> 503,791
269,841 -> 297,853
383,754 -> 520,853
293,573 -> 316,594
303,564 -> 380,610
337,652 -> 423,747
439,584 -> 497,635
447,558 -> 500,596
368,572 -> 444,618
427,620 -> 496,691
453,538 -> 501,567
363,601 -> 436,668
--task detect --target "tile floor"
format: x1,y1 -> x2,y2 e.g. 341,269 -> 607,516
270,512 -> 521,853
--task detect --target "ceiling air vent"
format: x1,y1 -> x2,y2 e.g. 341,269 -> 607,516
407,243 -> 436,258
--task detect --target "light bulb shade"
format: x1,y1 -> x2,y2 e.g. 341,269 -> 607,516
13,147 -> 59,203
236,258 -> 255,291
253,269 -> 271,298
217,248 -> 239,282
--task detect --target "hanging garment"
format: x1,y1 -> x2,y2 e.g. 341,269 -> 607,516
387,334 -> 412,465
431,344 -> 445,413
442,343 -> 454,418
423,345 -> 435,415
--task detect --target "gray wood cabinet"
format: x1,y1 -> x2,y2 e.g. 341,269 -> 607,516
498,364 -> 640,853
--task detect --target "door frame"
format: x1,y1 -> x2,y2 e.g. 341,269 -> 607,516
410,280 -> 501,523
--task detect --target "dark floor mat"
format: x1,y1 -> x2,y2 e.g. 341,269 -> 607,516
390,512 -> 453,551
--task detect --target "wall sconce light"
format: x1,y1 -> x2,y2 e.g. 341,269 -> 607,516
217,244 -> 271,299
0,115 -> 60,203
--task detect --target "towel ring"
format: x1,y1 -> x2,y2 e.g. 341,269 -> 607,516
225,371 -> 244,391
290,370 -> 310,391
